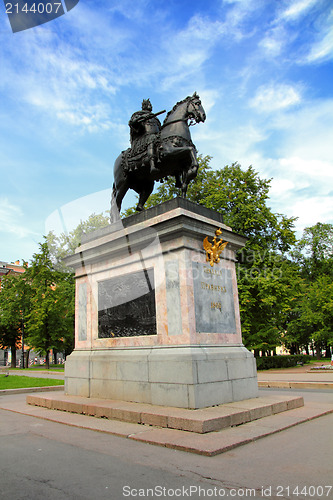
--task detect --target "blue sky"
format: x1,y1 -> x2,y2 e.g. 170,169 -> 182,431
0,0 -> 332,263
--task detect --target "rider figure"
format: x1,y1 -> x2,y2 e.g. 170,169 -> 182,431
128,99 -> 162,174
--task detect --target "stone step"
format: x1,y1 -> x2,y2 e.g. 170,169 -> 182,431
27,392 -> 304,434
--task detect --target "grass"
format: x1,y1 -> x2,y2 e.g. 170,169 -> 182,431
8,364 -> 65,372
28,364 -> 65,370
0,374 -> 64,390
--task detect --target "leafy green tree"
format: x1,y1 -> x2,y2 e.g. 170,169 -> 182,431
292,222 -> 333,281
286,276 -> 333,358
238,254 -> 302,355
25,241 -> 75,368
0,267 -> 30,367
46,212 -> 110,271
287,223 -> 333,357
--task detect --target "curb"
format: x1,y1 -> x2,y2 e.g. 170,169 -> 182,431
0,386 -> 64,396
258,381 -> 333,390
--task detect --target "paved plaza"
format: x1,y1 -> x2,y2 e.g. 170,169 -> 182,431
0,365 -> 332,499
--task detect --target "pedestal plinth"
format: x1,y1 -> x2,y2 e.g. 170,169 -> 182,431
64,198 -> 258,408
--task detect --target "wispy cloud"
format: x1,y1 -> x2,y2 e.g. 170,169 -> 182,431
306,26 -> 333,63
280,0 -> 317,20
0,198 -> 38,238
250,84 -> 302,112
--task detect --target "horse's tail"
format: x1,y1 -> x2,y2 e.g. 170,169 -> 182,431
110,152 -> 129,223
110,183 -> 118,223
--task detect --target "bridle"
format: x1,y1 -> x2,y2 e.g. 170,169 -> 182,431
162,98 -> 202,128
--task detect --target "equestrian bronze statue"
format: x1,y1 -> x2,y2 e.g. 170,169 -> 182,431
110,92 -> 206,220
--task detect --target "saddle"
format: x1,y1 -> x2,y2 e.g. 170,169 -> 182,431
122,133 -> 160,175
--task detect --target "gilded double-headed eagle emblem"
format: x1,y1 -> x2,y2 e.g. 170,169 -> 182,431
203,228 -> 228,267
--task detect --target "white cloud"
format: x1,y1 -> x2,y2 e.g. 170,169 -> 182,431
280,156 -> 333,179
197,88 -> 333,234
290,196 -> 333,232
45,189 -> 111,237
252,154 -> 333,230
281,0 -> 317,20
269,178 -> 295,196
0,10 -> 124,132
160,15 -> 226,82
241,154 -> 333,236
0,198 -> 38,239
259,26 -> 287,57
306,27 -> 333,63
250,84 -> 302,112
259,36 -> 283,57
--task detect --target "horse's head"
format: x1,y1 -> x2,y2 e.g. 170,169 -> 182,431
187,92 -> 206,125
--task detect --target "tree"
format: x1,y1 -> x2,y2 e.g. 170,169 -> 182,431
238,253 -> 302,355
292,222 -> 333,281
124,156 -> 298,353
0,267 -> 30,367
287,223 -> 333,357
46,212 -> 110,271
25,241 -> 75,368
286,276 -> 333,358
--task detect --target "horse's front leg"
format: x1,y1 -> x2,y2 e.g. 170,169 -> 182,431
188,146 -> 199,180
181,173 -> 188,198
180,147 -> 199,197
136,180 -> 154,211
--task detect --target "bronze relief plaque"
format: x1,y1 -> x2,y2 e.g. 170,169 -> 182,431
98,268 -> 156,338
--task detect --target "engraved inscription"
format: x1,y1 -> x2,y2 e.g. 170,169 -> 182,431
201,282 -> 227,293
98,269 -> 157,338
211,301 -> 222,311
192,262 -> 236,334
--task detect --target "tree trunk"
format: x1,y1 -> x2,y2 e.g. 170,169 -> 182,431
25,349 -> 30,368
10,345 -> 16,368
324,343 -> 331,358
45,351 -> 50,369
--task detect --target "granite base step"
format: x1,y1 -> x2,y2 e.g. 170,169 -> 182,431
27,392 -> 304,434
0,392 -> 331,456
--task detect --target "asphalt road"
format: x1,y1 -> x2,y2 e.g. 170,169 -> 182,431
0,388 -> 332,500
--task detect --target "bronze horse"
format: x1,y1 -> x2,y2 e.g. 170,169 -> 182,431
110,93 -> 206,221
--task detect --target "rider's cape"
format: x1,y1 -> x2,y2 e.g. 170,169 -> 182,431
123,112 -> 162,175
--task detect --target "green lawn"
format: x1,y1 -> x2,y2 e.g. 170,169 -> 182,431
8,365 -> 65,372
27,364 -> 65,371
0,375 -> 64,390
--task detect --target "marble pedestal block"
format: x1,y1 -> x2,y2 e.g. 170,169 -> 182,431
64,198 -> 258,408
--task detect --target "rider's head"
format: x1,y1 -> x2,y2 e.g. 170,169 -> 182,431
142,99 -> 152,112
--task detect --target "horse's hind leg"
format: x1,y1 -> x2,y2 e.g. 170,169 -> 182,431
110,181 -> 129,222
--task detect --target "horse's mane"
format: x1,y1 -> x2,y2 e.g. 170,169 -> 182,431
163,95 -> 192,125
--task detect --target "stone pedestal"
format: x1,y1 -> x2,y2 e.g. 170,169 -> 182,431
64,198 -> 258,408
